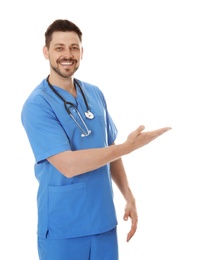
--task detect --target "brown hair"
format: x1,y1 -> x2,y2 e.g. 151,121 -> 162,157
44,19 -> 82,48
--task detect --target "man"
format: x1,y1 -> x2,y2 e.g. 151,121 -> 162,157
21,19 -> 171,260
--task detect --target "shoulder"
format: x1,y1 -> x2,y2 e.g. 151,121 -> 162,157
21,79 -> 55,121
23,79 -> 52,107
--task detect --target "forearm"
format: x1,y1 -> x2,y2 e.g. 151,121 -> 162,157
48,143 -> 128,178
110,159 -> 136,204
47,125 -> 171,178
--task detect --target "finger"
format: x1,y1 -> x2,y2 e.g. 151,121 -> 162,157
149,127 -> 171,139
136,125 -> 145,135
156,127 -> 172,134
158,127 -> 172,133
126,225 -> 137,242
123,214 -> 137,242
123,214 -> 128,221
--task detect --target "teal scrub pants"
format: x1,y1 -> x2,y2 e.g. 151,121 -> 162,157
38,228 -> 118,260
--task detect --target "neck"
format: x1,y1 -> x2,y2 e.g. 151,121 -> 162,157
48,74 -> 76,97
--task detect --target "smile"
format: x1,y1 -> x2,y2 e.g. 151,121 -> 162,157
60,61 -> 74,66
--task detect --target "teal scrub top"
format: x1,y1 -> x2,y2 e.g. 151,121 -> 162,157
21,78 -> 118,239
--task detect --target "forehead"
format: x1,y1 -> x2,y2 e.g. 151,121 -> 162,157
50,31 -> 81,46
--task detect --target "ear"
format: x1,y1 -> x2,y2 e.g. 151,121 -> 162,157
43,46 -> 49,60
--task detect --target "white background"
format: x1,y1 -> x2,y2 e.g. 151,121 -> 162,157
1,0 -> 200,259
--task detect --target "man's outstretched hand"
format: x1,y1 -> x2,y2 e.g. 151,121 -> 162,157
124,125 -> 171,153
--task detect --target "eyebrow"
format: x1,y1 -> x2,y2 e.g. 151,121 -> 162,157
54,43 -> 80,47
54,43 -> 65,47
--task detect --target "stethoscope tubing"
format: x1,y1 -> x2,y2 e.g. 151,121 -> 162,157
47,76 -> 90,113
46,76 -> 93,137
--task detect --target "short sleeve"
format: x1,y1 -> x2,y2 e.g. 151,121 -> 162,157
21,95 -> 71,163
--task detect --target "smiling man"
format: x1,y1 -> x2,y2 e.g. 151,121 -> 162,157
21,19 -> 171,260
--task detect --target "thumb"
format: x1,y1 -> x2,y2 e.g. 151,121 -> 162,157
123,213 -> 129,221
137,125 -> 145,134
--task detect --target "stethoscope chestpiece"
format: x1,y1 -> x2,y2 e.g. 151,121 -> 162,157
81,130 -> 92,137
85,111 -> 94,119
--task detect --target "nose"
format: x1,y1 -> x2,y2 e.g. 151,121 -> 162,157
63,48 -> 74,59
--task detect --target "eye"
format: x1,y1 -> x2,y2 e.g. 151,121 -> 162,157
71,46 -> 80,51
55,47 -> 63,51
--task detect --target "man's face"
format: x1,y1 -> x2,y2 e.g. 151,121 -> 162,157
43,31 -> 83,78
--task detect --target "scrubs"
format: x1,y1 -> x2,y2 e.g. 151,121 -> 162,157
21,78 -> 118,258
38,227 -> 118,260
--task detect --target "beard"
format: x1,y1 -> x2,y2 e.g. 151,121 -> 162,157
50,59 -> 79,78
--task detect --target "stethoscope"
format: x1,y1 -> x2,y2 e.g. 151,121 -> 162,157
46,76 -> 94,137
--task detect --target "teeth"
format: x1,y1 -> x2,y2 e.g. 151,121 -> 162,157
61,62 -> 73,65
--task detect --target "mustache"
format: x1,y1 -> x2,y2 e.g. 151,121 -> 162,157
57,58 -> 77,63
